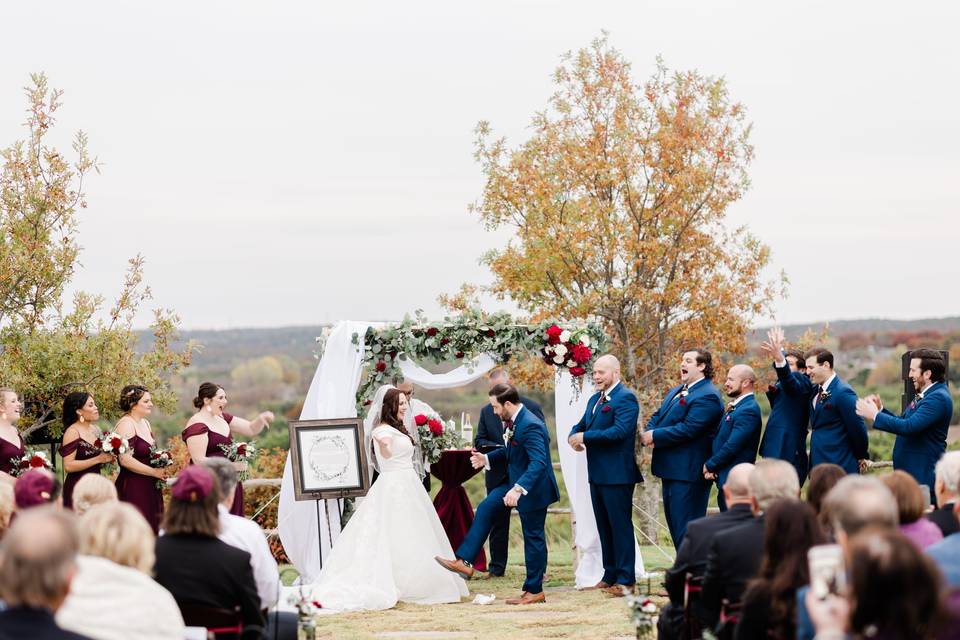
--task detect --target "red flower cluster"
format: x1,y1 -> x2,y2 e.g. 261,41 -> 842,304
414,414 -> 429,427
18,454 -> 48,471
109,436 -> 123,451
375,361 -> 387,372
428,419 -> 443,436
426,327 -> 439,337
236,443 -> 248,457
540,325 -> 593,379
545,324 -> 563,345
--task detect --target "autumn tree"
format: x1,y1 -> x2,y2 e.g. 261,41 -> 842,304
0,74 -> 194,441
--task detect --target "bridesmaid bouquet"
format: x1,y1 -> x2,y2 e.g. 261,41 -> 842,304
148,446 -> 175,489
218,441 -> 257,481
10,450 -> 52,477
99,431 -> 129,477
413,412 -> 463,464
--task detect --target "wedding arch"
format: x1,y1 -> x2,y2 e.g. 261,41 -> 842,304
277,310 -> 645,588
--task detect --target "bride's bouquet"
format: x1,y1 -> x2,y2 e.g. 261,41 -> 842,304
413,412 -> 463,464
9,450 -> 52,477
218,441 -> 257,481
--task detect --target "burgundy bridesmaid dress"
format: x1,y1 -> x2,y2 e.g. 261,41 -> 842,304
115,434 -> 165,533
59,437 -> 104,509
0,433 -> 24,476
181,412 -> 244,516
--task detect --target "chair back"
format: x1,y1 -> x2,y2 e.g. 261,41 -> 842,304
683,573 -> 704,640
178,603 -> 243,640
715,598 -> 742,640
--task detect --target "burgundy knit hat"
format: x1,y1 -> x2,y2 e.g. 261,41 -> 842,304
14,469 -> 56,509
172,465 -> 214,503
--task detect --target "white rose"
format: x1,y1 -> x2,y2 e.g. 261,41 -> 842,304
567,361 -> 577,368
554,343 -> 568,356
580,335 -> 591,348
559,329 -> 571,343
553,354 -> 565,364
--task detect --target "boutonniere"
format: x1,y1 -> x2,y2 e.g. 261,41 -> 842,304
510,440 -> 519,447
817,389 -> 832,404
766,384 -> 778,395
679,397 -> 687,406
725,414 -> 732,422
601,405 -> 612,413
504,426 -> 515,443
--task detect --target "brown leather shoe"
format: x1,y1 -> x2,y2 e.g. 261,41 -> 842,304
583,580 -> 612,591
506,591 -> 545,605
602,584 -> 635,597
434,556 -> 474,580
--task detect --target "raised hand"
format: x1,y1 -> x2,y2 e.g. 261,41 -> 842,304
856,398 -> 880,421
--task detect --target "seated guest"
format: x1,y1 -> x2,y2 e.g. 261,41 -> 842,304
0,507 -> 91,639
57,503 -> 184,640
881,470 -> 942,549
153,466 -> 264,637
930,452 -> 960,538
70,475 -> 117,517
806,463 -> 847,538
926,501 -> 960,588
734,500 -> 824,640
15,468 -> 62,511
0,482 -> 13,540
701,459 -> 800,629
658,463 -> 755,640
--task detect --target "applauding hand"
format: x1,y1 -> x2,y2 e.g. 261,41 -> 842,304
469,450 -> 486,470
855,397 -> 881,421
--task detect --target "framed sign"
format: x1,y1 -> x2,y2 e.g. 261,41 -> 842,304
288,418 -> 370,500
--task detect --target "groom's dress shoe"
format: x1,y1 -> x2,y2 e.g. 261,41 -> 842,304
584,581 -> 611,591
434,556 -> 474,580
506,591 -> 545,605
602,584 -> 635,597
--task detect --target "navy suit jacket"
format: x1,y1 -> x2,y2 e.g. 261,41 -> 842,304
569,382 -> 643,485
487,406 -> 560,513
807,376 -> 868,474
646,379 -> 724,482
705,394 -> 761,485
476,396 -> 544,490
874,382 -> 953,491
760,364 -> 812,468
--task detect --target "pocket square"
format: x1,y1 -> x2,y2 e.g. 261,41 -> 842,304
601,405 -> 612,413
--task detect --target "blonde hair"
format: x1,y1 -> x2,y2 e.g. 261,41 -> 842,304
0,482 -> 14,539
72,474 -> 118,516
78,502 -> 155,574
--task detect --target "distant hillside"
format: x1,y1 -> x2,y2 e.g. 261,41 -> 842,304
750,316 -> 960,343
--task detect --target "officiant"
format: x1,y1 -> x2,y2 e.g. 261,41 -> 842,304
474,368 -> 545,577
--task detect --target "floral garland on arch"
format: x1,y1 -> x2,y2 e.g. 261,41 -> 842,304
348,310 -> 608,413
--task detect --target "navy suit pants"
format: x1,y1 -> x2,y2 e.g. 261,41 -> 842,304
662,478 -> 710,549
589,483 -> 636,586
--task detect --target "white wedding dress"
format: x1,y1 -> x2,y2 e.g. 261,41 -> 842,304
298,425 -> 469,611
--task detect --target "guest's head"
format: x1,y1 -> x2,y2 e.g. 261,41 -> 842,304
78,502 -> 155,574
72,474 -> 118,517
162,466 -> 220,537
380,387 -> 410,427
201,457 -> 238,508
488,384 -> 521,419
807,463 -> 847,536
784,348 -> 806,373
488,368 -> 510,386
61,391 -> 98,431
119,384 -> 152,416
0,387 -> 22,424
15,469 -> 61,510
193,381 -> 225,414
722,463 -> 754,508
591,354 -> 622,391
823,476 -> 898,547
880,470 -> 928,526
0,483 -> 13,540
935,451 -> 960,507
908,348 -> 946,393
803,348 -> 834,385
680,349 -> 713,384
749,459 -> 800,513
723,364 -> 756,398
845,527 -> 945,639
395,381 -> 415,400
0,507 -> 79,611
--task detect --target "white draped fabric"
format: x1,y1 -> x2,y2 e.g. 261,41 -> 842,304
554,371 -> 646,588
397,354 -> 497,389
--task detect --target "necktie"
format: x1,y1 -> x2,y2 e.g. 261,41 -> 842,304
671,385 -> 688,403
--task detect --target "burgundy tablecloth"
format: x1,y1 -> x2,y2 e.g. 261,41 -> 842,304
431,449 -> 487,571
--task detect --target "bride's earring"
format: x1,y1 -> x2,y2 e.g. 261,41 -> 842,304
80,415 -> 85,424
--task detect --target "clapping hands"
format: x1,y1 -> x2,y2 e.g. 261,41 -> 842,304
469,450 -> 486,470
855,395 -> 882,421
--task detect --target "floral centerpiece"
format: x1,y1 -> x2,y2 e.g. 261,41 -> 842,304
148,446 -> 175,489
413,412 -> 463,464
287,587 -> 322,640
9,450 -> 52,477
219,441 -> 257,481
540,324 -> 593,377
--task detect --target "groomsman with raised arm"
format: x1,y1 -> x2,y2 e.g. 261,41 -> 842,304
760,327 -> 813,482
856,348 -> 953,497
567,354 -> 642,597
640,349 -> 724,549
703,365 -> 762,511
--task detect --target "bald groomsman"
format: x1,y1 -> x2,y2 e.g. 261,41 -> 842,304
703,365 -> 762,511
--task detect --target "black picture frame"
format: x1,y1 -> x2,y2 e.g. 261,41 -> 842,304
287,418 -> 370,500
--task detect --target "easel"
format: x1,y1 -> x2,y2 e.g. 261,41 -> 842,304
312,489 -> 347,571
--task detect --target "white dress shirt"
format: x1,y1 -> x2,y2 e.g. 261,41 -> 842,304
814,373 -> 837,409
218,504 -> 280,609
482,404 -> 529,495
592,380 -> 621,413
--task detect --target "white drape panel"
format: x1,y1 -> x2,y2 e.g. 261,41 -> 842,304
278,321 -> 374,583
554,372 -> 645,588
397,354 -> 497,389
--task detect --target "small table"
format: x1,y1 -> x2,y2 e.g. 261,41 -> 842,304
430,449 -> 487,571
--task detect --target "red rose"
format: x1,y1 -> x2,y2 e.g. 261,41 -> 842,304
312,601 -> 323,609
364,400 -> 372,406
414,414 -> 429,427
29,455 -> 44,468
426,327 -> 438,337
455,351 -> 464,359
237,444 -> 247,456
679,398 -> 686,406
570,366 -> 586,376
375,361 -> 386,372
110,437 -> 123,450
486,329 -> 495,338
388,350 -> 397,359
571,344 -> 592,364
440,338 -> 450,346
546,324 -> 562,345
428,419 -> 443,436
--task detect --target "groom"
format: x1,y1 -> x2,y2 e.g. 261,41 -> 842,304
436,383 -> 559,605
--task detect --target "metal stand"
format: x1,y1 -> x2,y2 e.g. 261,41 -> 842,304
313,490 -> 348,571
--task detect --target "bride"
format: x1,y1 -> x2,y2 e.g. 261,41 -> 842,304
298,385 -> 468,611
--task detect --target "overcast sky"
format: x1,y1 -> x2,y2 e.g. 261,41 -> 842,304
1,1 -> 957,330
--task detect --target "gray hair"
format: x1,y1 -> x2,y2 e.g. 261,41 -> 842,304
725,463 -> 755,500
824,475 -> 899,535
936,452 -> 960,496
750,459 -> 800,511
0,507 -> 79,607
200,457 -> 238,503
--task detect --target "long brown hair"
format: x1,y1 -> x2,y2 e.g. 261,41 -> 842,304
380,388 -> 413,443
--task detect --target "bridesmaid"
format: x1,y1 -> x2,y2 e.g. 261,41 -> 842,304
59,392 -> 115,509
0,388 -> 24,487
182,382 -> 273,516
114,385 -> 168,532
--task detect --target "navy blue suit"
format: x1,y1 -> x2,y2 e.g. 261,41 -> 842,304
474,395 -> 544,575
705,394 -> 761,511
647,378 -> 724,548
806,376 -> 868,475
457,405 -> 559,594
760,364 -> 812,483
570,382 -> 642,585
873,382 -> 953,494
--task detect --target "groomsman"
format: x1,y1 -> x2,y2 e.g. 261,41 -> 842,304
703,365 -> 762,511
567,354 -> 642,596
474,368 -> 544,577
640,349 -> 724,549
856,348 -> 953,496
760,328 -> 813,482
